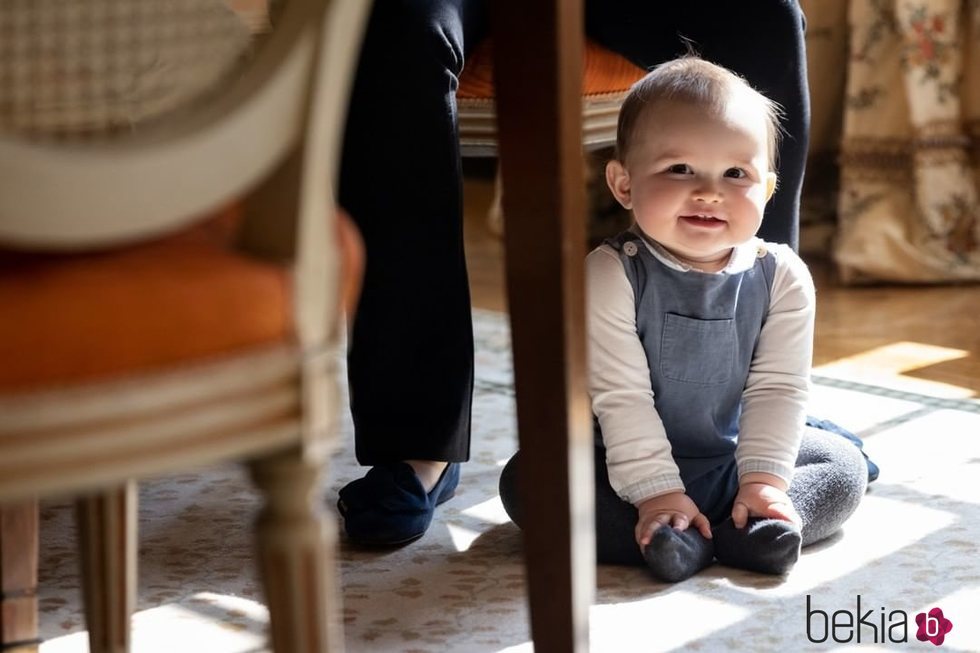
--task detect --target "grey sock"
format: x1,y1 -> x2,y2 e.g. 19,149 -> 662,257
642,527 -> 714,582
713,517 -> 802,575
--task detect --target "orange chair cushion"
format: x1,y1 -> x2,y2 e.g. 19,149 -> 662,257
0,204 -> 293,392
457,38 -> 647,100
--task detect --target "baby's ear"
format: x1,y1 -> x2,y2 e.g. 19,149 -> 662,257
605,159 -> 632,209
765,172 -> 777,202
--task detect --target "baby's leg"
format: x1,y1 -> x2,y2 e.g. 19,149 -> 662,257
590,452 -> 714,581
789,426 -> 868,546
642,526 -> 714,583
712,517 -> 802,575
712,427 -> 868,574
704,459 -> 802,575
498,449 -> 644,566
590,445 -> 715,581
498,447 -> 713,582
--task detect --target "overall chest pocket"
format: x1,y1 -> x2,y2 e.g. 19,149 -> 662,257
659,313 -> 735,385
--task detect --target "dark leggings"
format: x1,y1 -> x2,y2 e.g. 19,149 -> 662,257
499,427 -> 868,567
339,0 -> 809,465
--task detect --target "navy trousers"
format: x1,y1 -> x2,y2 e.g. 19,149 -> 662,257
338,1 -> 810,465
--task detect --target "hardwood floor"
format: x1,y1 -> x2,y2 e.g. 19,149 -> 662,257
462,176 -> 980,400
463,177 -> 508,314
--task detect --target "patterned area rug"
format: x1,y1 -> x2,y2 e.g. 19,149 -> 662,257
37,310 -> 980,652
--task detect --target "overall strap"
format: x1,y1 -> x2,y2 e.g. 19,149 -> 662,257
603,231 -> 646,301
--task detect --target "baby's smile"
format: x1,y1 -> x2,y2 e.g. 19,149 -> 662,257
679,214 -> 727,227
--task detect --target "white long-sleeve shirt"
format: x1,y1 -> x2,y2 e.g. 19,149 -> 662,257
587,234 -> 815,506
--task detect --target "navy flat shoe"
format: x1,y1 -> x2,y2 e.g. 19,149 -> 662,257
337,462 -> 460,546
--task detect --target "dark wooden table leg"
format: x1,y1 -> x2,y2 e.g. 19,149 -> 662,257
491,3 -> 595,652
1,500 -> 40,653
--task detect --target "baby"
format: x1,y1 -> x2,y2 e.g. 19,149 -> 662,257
500,56 -> 868,582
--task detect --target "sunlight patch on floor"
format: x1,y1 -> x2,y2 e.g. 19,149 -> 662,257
813,342 -> 973,399
590,590 -> 749,652
716,494 -> 957,598
41,593 -> 269,653
807,383 -> 924,434
865,410 -> 980,505
461,495 -> 512,525
447,522 -> 482,552
39,632 -> 89,653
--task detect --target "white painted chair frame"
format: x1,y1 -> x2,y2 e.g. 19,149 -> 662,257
0,0 -> 370,651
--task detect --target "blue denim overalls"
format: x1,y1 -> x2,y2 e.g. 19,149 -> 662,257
597,232 -> 776,524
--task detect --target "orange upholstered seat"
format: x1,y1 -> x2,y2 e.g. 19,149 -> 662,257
457,37 -> 646,235
457,38 -> 646,101
0,205 -> 292,392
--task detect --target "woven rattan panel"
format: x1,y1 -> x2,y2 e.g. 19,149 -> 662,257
0,0 -> 254,138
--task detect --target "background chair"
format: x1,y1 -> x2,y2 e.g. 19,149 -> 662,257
457,37 -> 645,234
0,0 -> 368,651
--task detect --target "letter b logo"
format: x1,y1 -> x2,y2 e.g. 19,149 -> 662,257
916,607 -> 952,646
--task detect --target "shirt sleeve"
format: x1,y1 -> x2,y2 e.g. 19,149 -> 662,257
735,244 -> 815,485
587,245 -> 685,504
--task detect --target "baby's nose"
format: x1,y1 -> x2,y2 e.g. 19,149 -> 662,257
693,182 -> 722,202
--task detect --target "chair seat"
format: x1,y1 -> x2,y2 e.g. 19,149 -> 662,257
0,205 -> 292,392
457,38 -> 646,155
458,38 -> 646,101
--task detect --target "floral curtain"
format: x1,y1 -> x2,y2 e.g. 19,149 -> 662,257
801,0 -> 980,283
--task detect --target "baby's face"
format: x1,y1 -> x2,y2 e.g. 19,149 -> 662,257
608,97 -> 776,271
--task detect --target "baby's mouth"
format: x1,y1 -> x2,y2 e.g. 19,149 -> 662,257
679,214 -> 726,226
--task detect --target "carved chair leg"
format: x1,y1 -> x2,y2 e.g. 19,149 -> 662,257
250,449 -> 339,653
0,500 -> 39,653
76,483 -> 137,653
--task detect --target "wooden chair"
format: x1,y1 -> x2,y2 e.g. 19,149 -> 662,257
0,0 -> 369,650
458,37 -> 646,234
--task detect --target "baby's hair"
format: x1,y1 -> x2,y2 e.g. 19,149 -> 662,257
615,56 -> 783,169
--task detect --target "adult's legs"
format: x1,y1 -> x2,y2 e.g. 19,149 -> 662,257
337,0 -> 488,545
339,0 -> 488,465
585,0 -> 810,249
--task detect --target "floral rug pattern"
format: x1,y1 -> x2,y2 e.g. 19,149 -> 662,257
37,310 -> 980,652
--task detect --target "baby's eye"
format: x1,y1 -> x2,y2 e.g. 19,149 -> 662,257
666,163 -> 692,174
724,167 -> 747,179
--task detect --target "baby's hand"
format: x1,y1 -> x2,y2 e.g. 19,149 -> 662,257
731,481 -> 801,529
635,491 -> 712,548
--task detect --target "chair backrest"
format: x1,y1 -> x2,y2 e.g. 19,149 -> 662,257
0,0 -> 366,257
